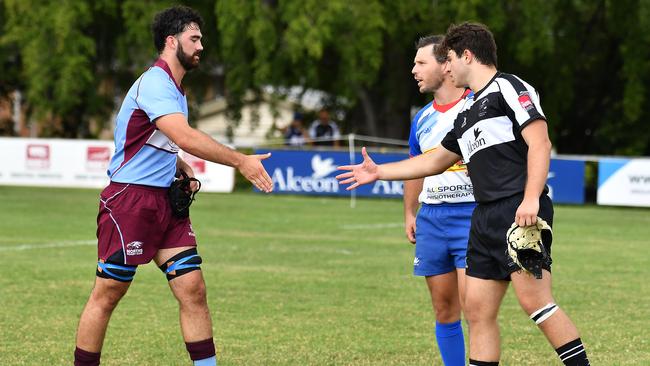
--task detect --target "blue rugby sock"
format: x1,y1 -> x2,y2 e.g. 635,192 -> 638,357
435,320 -> 465,366
193,356 -> 217,366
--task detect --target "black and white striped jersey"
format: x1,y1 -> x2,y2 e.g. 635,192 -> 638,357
441,72 -> 549,203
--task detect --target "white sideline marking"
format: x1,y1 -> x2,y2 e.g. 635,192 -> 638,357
0,240 -> 96,251
340,223 -> 403,230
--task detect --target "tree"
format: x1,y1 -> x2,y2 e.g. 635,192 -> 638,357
3,0 -> 98,137
217,0 -> 650,155
1,0 -> 649,155
0,0 -> 213,137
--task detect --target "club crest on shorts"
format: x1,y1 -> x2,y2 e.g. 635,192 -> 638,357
126,241 -> 144,256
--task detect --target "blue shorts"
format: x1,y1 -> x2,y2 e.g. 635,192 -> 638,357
413,202 -> 475,277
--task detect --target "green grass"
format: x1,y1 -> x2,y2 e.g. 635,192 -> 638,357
0,186 -> 648,365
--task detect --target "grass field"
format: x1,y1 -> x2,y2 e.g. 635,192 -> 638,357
0,185 -> 648,365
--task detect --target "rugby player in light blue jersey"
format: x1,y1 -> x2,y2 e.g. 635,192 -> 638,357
74,6 -> 273,366
405,35 -> 474,366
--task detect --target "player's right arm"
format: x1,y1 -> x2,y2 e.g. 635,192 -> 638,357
337,146 -> 459,190
403,120 -> 423,244
156,113 -> 273,192
403,178 -> 423,244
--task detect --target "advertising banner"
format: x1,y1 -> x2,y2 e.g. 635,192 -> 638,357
256,149 -> 408,197
0,137 -> 234,192
548,159 -> 585,204
0,137 -> 113,188
597,159 -> 650,207
258,149 -> 588,203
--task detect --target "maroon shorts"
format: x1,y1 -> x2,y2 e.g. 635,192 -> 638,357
96,182 -> 197,265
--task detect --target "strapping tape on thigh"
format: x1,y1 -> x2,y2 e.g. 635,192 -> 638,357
158,248 -> 202,280
96,260 -> 137,282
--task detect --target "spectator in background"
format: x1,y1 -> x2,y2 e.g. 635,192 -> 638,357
309,108 -> 341,147
280,112 -> 310,147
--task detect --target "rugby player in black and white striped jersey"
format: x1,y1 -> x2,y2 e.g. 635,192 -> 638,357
337,22 -> 590,366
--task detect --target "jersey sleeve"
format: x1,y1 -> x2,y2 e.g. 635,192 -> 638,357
498,75 -> 546,130
408,113 -> 422,157
441,129 -> 461,156
135,69 -> 184,122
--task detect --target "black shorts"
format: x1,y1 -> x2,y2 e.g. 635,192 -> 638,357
466,194 -> 554,280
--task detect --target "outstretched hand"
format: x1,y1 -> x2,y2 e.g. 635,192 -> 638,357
336,147 -> 379,190
239,153 -> 274,193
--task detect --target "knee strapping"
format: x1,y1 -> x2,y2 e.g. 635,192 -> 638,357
158,248 -> 202,281
530,302 -> 559,325
96,260 -> 137,282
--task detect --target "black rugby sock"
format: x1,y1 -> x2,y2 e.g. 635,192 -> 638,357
469,359 -> 499,366
556,338 -> 590,365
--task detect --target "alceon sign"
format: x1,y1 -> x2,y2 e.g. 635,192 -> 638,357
256,150 -> 407,197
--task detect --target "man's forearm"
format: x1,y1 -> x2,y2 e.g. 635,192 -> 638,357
403,178 -> 423,219
176,129 -> 244,168
524,141 -> 551,200
378,149 -> 457,181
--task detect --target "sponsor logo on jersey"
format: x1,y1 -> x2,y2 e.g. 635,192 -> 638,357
425,184 -> 474,200
467,128 -> 486,154
126,241 -> 144,256
518,92 -> 534,111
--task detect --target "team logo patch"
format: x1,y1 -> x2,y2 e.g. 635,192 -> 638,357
478,98 -> 489,117
518,92 -> 534,111
126,241 -> 144,256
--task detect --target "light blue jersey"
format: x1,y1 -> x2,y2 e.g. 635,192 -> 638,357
408,89 -> 475,204
107,59 -> 188,187
409,90 -> 477,277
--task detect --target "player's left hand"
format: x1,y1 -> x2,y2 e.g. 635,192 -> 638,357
515,197 -> 540,227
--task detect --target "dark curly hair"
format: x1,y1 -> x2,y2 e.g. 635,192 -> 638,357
152,6 -> 204,53
439,22 -> 497,67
